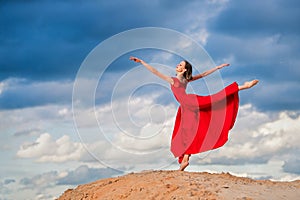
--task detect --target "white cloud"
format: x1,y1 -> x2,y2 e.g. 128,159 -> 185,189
0,104 -> 73,132
13,90 -> 300,175
189,28 -> 209,46
7,76 -> 300,176
0,104 -> 77,157
0,81 -> 6,95
85,93 -> 178,169
13,90 -> 177,169
17,133 -> 85,162
58,108 -> 70,117
182,0 -> 229,46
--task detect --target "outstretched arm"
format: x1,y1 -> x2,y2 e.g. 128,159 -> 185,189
190,63 -> 230,82
130,57 -> 174,84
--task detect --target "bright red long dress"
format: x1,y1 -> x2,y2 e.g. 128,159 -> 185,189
170,77 -> 239,163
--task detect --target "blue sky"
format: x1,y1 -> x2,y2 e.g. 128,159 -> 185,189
1,0 -> 300,199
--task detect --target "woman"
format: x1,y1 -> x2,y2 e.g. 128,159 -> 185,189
130,56 -> 258,171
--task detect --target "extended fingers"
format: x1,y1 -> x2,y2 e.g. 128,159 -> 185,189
130,56 -> 140,63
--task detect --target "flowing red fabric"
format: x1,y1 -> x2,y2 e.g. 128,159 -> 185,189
170,77 -> 239,163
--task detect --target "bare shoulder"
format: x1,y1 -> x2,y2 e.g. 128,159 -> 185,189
167,76 -> 175,85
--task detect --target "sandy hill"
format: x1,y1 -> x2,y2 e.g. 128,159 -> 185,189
57,170 -> 300,200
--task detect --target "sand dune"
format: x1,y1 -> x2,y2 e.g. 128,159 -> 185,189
57,170 -> 300,200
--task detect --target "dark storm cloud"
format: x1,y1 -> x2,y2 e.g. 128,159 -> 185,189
0,0 -> 299,111
13,128 -> 42,137
0,0 -> 139,81
0,79 -> 73,109
205,0 -> 300,111
0,0 -> 197,81
283,158 -> 300,175
0,0 -> 96,81
206,0 -> 300,72
3,179 -> 16,185
19,170 -> 59,189
19,165 -> 121,189
208,0 -> 300,36
0,0 -> 209,109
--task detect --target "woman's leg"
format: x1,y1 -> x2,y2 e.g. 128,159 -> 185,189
193,82 -> 239,109
194,79 -> 259,109
179,154 -> 190,171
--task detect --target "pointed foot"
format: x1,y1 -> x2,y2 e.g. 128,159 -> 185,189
179,161 -> 189,171
240,79 -> 259,90
245,79 -> 259,88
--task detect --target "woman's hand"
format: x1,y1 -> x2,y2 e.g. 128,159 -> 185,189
129,56 -> 173,84
130,56 -> 142,63
217,63 -> 230,69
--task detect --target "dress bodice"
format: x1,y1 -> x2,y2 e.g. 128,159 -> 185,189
171,77 -> 188,103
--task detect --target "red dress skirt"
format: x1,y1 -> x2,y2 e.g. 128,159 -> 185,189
170,77 -> 239,163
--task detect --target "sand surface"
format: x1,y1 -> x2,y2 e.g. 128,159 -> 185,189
57,170 -> 300,200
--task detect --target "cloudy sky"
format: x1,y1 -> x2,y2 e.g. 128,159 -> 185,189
1,0 -> 300,199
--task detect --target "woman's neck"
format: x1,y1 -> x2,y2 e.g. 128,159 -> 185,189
176,74 -> 186,83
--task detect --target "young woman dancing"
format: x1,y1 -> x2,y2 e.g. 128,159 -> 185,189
130,56 -> 259,171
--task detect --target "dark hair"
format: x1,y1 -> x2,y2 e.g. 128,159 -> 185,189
183,60 -> 193,81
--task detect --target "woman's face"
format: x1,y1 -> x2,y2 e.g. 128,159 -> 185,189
176,61 -> 186,73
